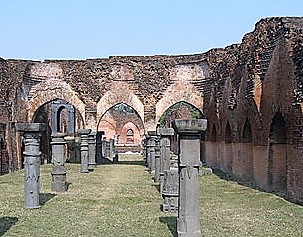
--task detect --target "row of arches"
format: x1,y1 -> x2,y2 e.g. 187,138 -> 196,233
206,111 -> 288,194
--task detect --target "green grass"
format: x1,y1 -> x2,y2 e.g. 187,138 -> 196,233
0,154 -> 302,236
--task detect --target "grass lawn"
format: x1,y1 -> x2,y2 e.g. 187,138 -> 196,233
0,154 -> 302,236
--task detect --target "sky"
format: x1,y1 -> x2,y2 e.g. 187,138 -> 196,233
0,0 -> 302,61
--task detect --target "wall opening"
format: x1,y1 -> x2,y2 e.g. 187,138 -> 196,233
268,112 -> 287,193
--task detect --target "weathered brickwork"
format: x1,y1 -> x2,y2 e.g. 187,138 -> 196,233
0,17 -> 303,203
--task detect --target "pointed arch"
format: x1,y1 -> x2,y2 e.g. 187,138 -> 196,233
120,121 -> 142,145
156,81 -> 204,123
225,121 -> 232,143
242,118 -> 252,143
269,112 -> 287,144
96,89 -> 144,126
28,79 -> 85,123
211,124 -> 217,142
268,112 -> 287,192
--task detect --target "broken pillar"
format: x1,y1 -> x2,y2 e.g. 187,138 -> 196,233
154,134 -> 161,183
51,133 -> 67,192
158,128 -> 174,193
88,131 -> 96,169
173,119 -> 207,237
16,123 -> 46,209
78,129 -> 91,173
162,167 -> 179,212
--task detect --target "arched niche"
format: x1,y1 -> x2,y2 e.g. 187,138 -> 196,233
242,118 -> 253,143
120,122 -> 142,145
268,112 -> 287,193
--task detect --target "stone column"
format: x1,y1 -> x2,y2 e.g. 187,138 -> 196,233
173,119 -> 207,237
154,135 -> 161,183
102,138 -> 107,159
145,135 -> 151,168
158,128 -> 174,193
105,140 -> 111,159
78,129 -> 91,173
16,123 -> 46,209
147,131 -> 157,176
109,138 -> 115,159
142,137 -> 147,164
96,131 -> 104,165
88,131 -> 96,169
51,133 -> 67,192
162,166 -> 179,212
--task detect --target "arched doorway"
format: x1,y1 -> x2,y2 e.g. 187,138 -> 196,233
97,103 -> 145,153
268,112 -> 287,193
32,99 -> 84,163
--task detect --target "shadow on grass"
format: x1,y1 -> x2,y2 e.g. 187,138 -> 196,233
0,216 -> 18,236
39,193 -> 56,206
117,160 -> 145,166
159,216 -> 177,237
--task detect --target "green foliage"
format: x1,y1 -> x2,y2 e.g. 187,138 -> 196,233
112,103 -> 135,115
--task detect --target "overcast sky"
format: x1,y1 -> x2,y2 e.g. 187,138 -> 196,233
0,0 -> 302,61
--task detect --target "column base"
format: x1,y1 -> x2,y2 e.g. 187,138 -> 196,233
51,165 -> 67,192
177,218 -> 201,237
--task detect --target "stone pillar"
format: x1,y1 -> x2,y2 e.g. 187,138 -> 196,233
154,135 -> 161,183
147,131 -> 157,176
102,138 -> 107,159
162,167 -> 179,212
88,131 -> 96,169
105,140 -> 111,159
158,128 -> 174,193
114,134 -> 119,145
78,129 -> 91,173
109,138 -> 115,159
173,119 -> 207,237
142,137 -> 147,164
16,123 -> 46,209
96,131 -> 104,165
145,135 -> 151,168
51,133 -> 67,192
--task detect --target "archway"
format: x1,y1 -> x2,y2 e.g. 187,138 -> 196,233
28,79 -> 86,124
158,101 -> 204,155
96,89 -> 144,130
32,99 -> 84,164
155,81 -> 204,124
268,112 -> 287,193
97,103 -> 145,153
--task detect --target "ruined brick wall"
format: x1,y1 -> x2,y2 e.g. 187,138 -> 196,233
204,17 -> 303,204
1,17 -> 303,203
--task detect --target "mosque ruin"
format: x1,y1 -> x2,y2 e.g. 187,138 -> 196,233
0,17 -> 303,205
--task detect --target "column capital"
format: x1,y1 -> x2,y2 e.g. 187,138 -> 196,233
77,129 -> 92,135
172,119 -> 207,135
16,123 -> 46,133
158,128 -> 174,137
